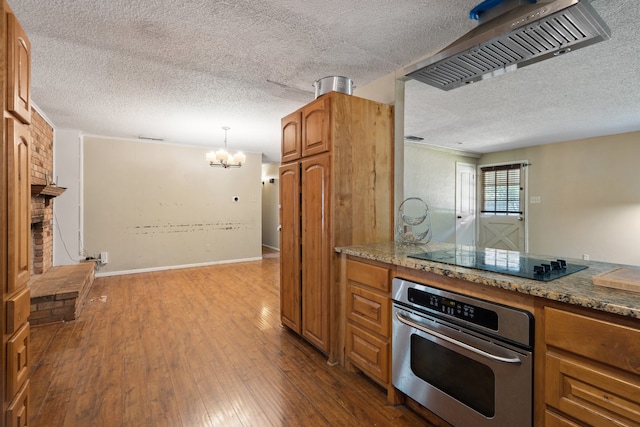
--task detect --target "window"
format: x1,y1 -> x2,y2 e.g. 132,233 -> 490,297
481,164 -> 522,215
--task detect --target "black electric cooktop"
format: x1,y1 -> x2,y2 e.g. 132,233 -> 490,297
409,248 -> 588,282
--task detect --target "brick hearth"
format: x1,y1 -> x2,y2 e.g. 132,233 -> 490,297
28,263 -> 95,325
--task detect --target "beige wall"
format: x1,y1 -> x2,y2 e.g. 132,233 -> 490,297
480,132 -> 640,265
83,136 -> 262,274
261,163 -> 280,250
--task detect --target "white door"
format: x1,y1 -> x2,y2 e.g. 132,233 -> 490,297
455,162 -> 476,246
478,162 -> 527,252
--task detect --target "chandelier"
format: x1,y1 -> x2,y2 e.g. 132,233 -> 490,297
206,126 -> 246,168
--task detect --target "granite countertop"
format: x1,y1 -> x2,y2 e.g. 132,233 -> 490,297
336,241 -> 640,319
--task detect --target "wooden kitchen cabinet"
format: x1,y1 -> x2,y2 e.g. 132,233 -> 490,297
544,306 -> 640,427
279,162 -> 301,333
345,259 -> 392,387
280,110 -> 301,164
6,10 -> 31,125
3,2 -> 32,425
6,117 -> 31,294
279,92 -> 393,361
299,153 -> 331,350
278,153 -> 332,349
300,96 -> 329,158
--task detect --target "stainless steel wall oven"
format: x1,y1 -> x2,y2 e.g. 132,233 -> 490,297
392,278 -> 534,427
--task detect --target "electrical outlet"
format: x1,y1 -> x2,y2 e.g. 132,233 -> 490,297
100,252 -> 108,264
530,196 -> 541,204
582,254 -> 590,261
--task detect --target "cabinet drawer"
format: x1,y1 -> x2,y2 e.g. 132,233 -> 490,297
346,323 -> 389,384
8,322 -> 30,398
346,259 -> 389,292
545,353 -> 640,426
347,285 -> 389,337
545,409 -> 584,427
7,379 -> 29,427
7,286 -> 30,334
545,307 -> 640,375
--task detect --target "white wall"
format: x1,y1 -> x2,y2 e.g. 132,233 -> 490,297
83,136 -> 262,275
53,129 -> 84,266
261,163 -> 280,250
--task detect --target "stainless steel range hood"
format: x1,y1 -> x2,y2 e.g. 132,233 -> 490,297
405,0 -> 610,90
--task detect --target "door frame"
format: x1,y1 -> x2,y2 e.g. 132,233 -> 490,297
455,162 -> 477,246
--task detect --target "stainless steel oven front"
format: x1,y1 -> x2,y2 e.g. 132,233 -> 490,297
392,278 -> 533,427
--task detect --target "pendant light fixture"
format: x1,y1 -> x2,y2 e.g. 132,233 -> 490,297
206,126 -> 246,168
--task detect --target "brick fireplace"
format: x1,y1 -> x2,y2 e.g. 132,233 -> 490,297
30,108 -> 55,275
28,109 -> 95,325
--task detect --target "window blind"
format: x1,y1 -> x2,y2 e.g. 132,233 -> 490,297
481,164 -> 522,215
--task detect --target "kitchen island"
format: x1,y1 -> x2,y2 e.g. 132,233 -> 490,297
336,241 -> 640,427
337,241 -> 640,318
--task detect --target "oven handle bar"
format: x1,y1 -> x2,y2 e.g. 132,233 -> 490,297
396,312 -> 522,365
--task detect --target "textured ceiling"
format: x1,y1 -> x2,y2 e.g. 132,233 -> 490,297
9,0 -> 640,162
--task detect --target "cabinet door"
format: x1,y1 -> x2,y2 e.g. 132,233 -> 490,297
7,12 -> 32,124
301,97 -> 329,158
281,110 -> 301,163
6,118 -> 31,293
544,307 -> 640,426
346,323 -> 389,384
300,154 -> 331,352
7,380 -> 29,427
279,162 -> 301,333
7,322 -> 30,399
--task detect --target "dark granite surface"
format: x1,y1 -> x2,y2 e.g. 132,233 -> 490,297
336,241 -> 640,319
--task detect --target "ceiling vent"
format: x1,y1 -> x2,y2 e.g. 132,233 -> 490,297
405,0 -> 610,90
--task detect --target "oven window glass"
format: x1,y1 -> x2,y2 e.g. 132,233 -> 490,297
410,334 -> 495,417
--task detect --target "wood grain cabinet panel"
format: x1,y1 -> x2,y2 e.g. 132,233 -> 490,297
301,97 -> 329,158
279,92 -> 394,362
347,285 -> 389,337
7,380 -> 29,427
545,353 -> 640,426
299,154 -> 331,352
7,10 -> 31,124
7,322 -> 30,398
545,409 -> 585,427
544,307 -> 640,427
545,307 -> 640,375
346,258 -> 390,292
6,117 -> 31,294
3,4 -> 32,423
6,286 -> 30,334
279,163 -> 301,334
346,323 -> 389,384
281,110 -> 301,163
344,258 -> 395,396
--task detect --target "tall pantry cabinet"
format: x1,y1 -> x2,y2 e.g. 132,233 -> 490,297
2,2 -> 32,427
279,91 -> 394,362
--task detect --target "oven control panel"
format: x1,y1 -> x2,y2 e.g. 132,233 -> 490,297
408,288 -> 498,330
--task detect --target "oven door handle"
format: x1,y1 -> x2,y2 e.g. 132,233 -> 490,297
396,312 -> 523,365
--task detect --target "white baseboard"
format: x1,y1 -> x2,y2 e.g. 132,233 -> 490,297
94,257 -> 263,278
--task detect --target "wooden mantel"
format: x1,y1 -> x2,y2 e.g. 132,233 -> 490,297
31,184 -> 66,205
31,184 -> 66,197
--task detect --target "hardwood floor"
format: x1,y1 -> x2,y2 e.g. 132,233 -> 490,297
29,254 -> 430,426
